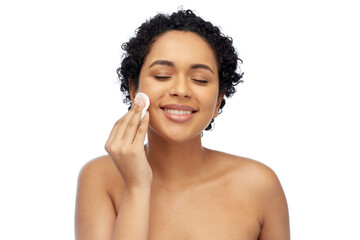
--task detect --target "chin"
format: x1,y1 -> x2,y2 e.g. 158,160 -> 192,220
148,125 -> 203,144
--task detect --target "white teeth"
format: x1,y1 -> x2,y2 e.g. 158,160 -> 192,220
164,109 -> 192,115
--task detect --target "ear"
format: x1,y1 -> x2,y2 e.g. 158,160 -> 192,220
128,79 -> 137,103
213,93 -> 225,118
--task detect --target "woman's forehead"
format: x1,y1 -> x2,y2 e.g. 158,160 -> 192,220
144,30 -> 217,70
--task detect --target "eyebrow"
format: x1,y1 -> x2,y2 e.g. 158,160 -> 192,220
190,64 -> 214,74
149,60 -> 214,75
149,60 -> 174,68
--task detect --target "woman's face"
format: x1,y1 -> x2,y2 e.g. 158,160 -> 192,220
131,30 -> 223,143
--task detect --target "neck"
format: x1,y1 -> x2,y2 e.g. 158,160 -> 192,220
145,129 -> 208,188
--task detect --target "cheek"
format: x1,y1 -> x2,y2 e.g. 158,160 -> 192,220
136,78 -> 164,107
201,87 -> 220,109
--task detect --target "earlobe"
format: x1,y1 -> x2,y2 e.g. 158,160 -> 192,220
213,93 -> 225,118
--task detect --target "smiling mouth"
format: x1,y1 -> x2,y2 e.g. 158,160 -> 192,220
162,109 -> 194,115
160,105 -> 198,122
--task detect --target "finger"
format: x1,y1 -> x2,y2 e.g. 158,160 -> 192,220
122,99 -> 145,144
133,111 -> 149,145
105,102 -> 138,151
118,102 -> 144,140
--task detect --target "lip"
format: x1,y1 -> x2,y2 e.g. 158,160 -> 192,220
161,104 -> 198,112
161,104 -> 198,123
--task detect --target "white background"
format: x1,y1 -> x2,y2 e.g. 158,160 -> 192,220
1,0 -> 359,239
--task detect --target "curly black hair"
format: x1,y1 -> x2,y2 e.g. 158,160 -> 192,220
117,9 -> 243,131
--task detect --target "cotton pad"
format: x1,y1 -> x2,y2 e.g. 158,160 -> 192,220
135,92 -> 150,120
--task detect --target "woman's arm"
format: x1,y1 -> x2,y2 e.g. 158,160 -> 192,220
75,160 -> 152,240
75,99 -> 152,240
75,158 -> 118,240
257,167 -> 290,240
111,186 -> 151,239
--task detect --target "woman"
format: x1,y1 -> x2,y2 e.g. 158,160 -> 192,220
75,9 -> 290,240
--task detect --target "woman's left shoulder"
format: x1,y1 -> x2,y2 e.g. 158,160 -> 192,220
208,149 -> 290,237
209,149 -> 282,191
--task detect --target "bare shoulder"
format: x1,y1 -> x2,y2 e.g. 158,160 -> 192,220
78,155 -> 113,184
79,155 -> 114,173
77,155 -> 125,199
208,149 -> 281,187
207,149 -> 286,209
75,155 -> 124,239
208,149 -> 290,239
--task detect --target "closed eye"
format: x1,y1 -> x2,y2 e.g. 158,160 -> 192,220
192,79 -> 208,84
154,76 -> 171,80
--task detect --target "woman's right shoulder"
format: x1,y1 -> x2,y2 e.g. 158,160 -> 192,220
77,155 -> 124,193
75,155 -> 125,239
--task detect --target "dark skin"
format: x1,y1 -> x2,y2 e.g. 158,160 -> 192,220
75,31 -> 290,240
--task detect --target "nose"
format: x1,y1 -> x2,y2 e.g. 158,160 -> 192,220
169,74 -> 192,98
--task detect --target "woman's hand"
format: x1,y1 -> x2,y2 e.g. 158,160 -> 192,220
105,99 -> 152,189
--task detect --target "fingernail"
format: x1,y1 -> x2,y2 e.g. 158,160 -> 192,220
137,99 -> 145,107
